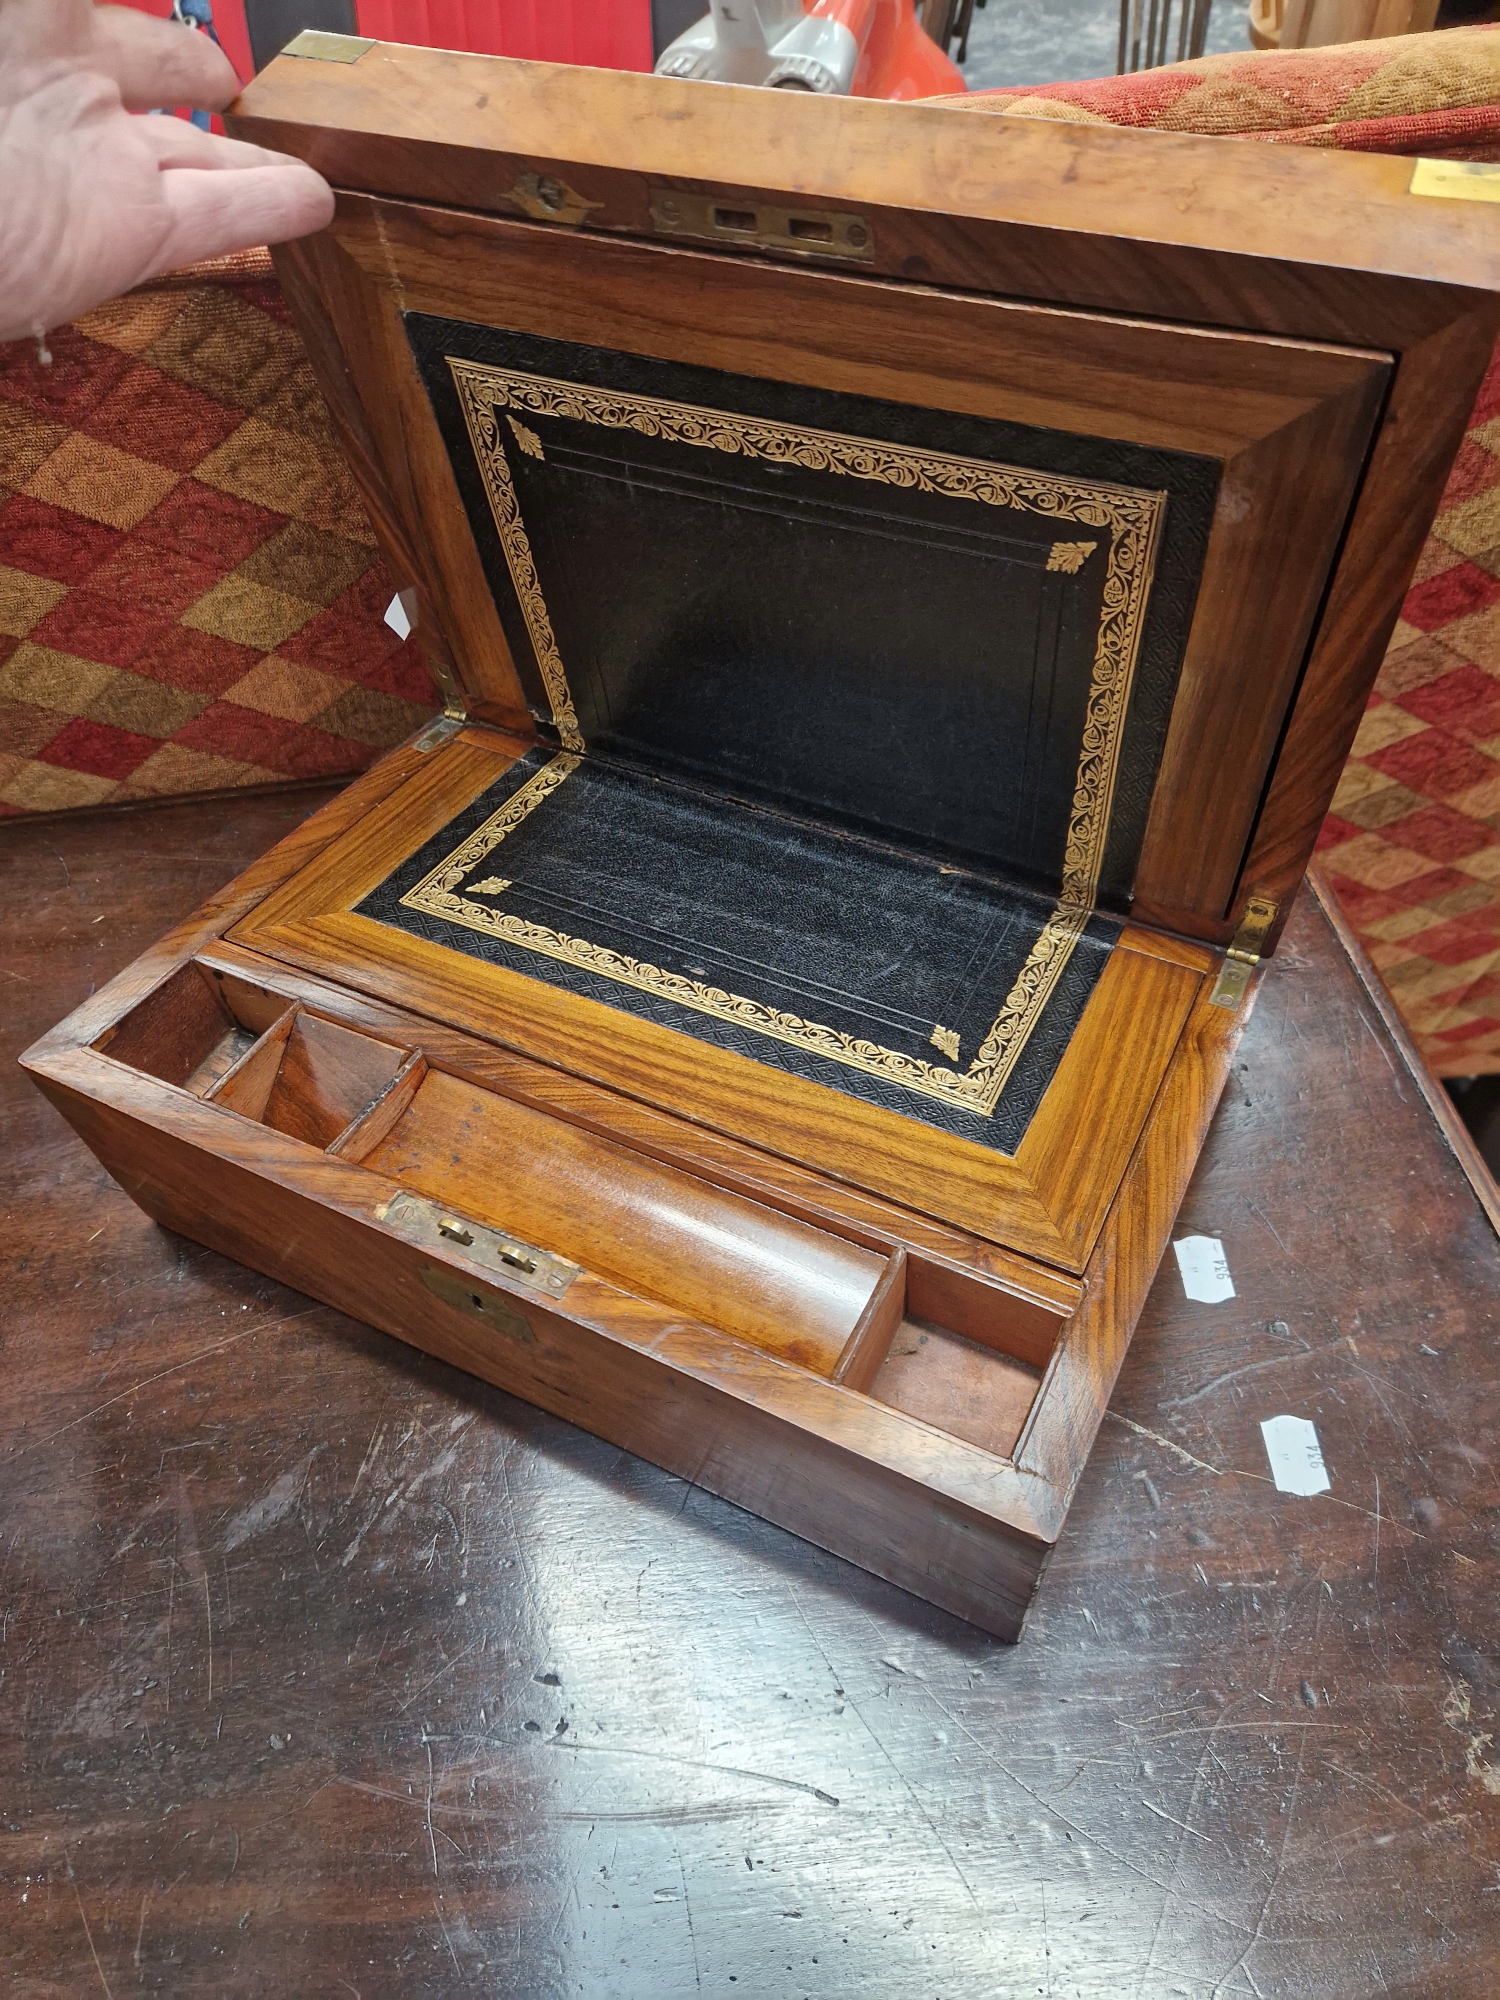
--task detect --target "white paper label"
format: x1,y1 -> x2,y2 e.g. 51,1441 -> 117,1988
1173,1234 -> 1235,1303
1260,1414 -> 1330,1497
384,591 -> 413,641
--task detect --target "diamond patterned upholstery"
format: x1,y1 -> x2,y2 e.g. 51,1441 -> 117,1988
0,252 -> 438,817
1315,347 -> 1500,1076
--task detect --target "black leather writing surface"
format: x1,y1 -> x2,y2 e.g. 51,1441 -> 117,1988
515,442 -> 1091,896
388,315 -> 1217,1145
405,316 -> 1218,912
358,749 -> 1119,1156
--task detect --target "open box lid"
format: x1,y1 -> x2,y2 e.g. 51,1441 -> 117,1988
228,39 -> 1500,953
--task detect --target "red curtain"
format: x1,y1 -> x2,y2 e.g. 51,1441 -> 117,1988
110,1 -> 655,80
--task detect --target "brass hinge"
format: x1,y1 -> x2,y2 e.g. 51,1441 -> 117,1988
408,714 -> 464,755
1208,895 -> 1278,1010
386,587 -> 468,724
418,649 -> 468,724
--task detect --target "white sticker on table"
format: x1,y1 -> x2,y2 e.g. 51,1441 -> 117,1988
1173,1235 -> 1235,1303
1260,1414 -> 1331,1497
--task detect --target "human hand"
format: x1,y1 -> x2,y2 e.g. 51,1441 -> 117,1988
0,0 -> 334,343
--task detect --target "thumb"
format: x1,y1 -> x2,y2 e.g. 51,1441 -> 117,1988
90,4 -> 241,111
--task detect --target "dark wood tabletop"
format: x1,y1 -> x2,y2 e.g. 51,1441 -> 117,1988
4,786 -> 1499,1999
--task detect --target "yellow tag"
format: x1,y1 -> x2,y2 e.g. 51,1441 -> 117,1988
1409,159 -> 1500,204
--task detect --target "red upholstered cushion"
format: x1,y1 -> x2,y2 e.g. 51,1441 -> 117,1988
927,21 -> 1500,157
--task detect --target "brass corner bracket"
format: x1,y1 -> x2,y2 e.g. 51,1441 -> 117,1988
282,30 -> 374,63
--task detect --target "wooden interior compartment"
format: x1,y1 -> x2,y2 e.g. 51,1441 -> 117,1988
208,1008 -> 411,1149
93,959 -> 1064,1462
870,1322 -> 1046,1463
345,1064 -> 893,1376
93,961 -> 309,1097
863,1254 -> 1071,1462
92,962 -> 259,1096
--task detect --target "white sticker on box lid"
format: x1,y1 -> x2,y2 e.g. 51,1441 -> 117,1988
384,591 -> 413,641
1173,1235 -> 1235,1303
1260,1414 -> 1331,1497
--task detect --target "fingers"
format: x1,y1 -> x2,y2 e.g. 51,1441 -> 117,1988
88,4 -> 241,112
153,159 -> 336,271
137,116 -> 304,173
0,0 -> 98,67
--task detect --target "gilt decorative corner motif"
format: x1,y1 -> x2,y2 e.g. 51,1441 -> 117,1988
506,416 -> 545,461
1047,540 -> 1097,574
433,359 -> 1169,1119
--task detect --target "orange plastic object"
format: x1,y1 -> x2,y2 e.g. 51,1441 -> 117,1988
833,0 -> 966,100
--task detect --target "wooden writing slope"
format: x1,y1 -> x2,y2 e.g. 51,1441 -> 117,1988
22,38 -> 1500,1637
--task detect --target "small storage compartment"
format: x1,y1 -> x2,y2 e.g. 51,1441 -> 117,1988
95,963 -> 292,1094
345,1066 -> 889,1375
870,1320 -> 1044,1462
208,1009 -> 411,1149
93,963 -> 258,1095
846,1252 -> 1067,1460
95,968 -> 413,1146
93,962 -> 1069,1462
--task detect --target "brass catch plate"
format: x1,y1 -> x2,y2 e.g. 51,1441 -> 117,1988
282,30 -> 374,62
650,189 -> 873,261
379,1190 -> 579,1300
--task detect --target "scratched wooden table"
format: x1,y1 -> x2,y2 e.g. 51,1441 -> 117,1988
4,788 -> 1499,1999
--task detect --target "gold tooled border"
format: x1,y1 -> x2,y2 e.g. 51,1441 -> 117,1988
400,751 -> 1089,1119
418,363 -> 1167,1119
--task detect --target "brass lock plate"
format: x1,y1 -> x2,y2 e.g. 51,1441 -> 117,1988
378,1190 -> 579,1301
1410,159 -> 1500,205
419,1264 -> 536,1344
508,172 -> 603,227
